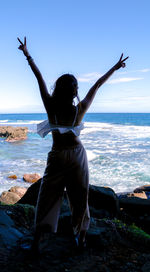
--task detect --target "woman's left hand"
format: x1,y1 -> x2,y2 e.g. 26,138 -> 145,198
114,53 -> 129,70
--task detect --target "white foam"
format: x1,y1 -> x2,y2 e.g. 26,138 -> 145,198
86,150 -> 97,161
0,120 -> 8,123
0,120 -> 44,126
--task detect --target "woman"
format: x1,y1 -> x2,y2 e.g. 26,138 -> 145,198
18,37 -> 128,249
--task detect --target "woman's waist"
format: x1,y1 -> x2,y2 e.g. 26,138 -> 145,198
52,132 -> 82,150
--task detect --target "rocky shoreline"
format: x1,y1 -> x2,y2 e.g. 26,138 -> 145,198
0,126 -> 28,142
1,176 -> 150,271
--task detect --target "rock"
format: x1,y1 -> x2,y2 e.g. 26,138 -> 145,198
134,185 -> 150,193
18,178 -> 41,205
8,175 -> 17,179
142,262 -> 150,272
0,191 -> 20,204
0,204 -> 34,249
0,187 -> 28,205
119,196 -> 150,233
18,181 -> 119,218
119,197 -> 150,215
23,173 -> 41,183
89,185 -> 119,217
0,126 -> 28,142
1,203 -> 150,272
9,186 -> 27,198
0,209 -> 23,249
127,192 -> 147,199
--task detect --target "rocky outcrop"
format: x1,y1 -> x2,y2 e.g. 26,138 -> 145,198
1,203 -> 150,271
2,180 -> 150,235
0,126 -> 28,142
17,180 -> 119,217
0,182 -> 119,219
1,181 -> 150,271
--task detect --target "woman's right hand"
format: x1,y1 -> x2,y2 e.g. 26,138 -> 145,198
17,37 -> 29,57
114,53 -> 129,70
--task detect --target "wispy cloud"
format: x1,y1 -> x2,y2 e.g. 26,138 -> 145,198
108,77 -> 144,84
139,68 -> 150,73
116,68 -> 150,75
77,72 -> 102,82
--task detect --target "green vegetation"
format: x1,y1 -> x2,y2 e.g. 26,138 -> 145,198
112,219 -> 150,241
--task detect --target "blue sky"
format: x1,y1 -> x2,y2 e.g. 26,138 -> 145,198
0,0 -> 150,113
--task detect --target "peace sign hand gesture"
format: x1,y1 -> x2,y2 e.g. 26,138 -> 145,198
17,37 -> 29,57
114,53 -> 129,70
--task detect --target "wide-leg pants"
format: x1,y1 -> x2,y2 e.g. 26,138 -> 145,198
34,144 -> 90,235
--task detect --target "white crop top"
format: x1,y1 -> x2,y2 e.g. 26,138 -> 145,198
37,106 -> 84,138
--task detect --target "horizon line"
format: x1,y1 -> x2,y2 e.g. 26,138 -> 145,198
1,112 -> 150,114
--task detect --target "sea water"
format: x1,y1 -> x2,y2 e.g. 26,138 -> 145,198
0,113 -> 150,194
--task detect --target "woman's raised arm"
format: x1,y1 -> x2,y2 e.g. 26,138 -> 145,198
17,37 -> 51,111
80,54 -> 129,112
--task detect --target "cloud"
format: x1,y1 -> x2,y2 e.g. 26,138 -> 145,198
139,68 -> 150,73
77,72 -> 102,82
117,68 -> 150,75
108,77 -> 144,84
77,69 -> 147,84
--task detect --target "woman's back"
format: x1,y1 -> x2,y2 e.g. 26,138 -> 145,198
47,103 -> 83,148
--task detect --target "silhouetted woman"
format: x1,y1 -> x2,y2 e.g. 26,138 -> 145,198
18,37 -> 128,249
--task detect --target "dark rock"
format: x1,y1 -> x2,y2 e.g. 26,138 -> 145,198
17,178 -> 42,205
141,262 -> 150,272
18,181 -> 119,218
0,126 -> 28,142
118,191 -> 147,199
1,204 -> 150,271
89,185 -> 119,217
119,197 -> 150,215
0,204 -> 34,249
134,185 -> 150,193
119,197 -> 150,234
0,209 -> 23,248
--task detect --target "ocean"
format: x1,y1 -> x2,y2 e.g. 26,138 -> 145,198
0,113 -> 150,194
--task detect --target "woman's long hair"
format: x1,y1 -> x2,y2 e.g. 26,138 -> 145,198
52,74 -> 80,106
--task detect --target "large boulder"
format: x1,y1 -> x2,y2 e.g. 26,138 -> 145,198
0,126 -> 28,142
0,191 -> 20,204
89,185 -> 119,217
119,196 -> 150,233
0,204 -> 34,249
0,187 -> 27,205
9,186 -> 27,198
119,197 -> 150,215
